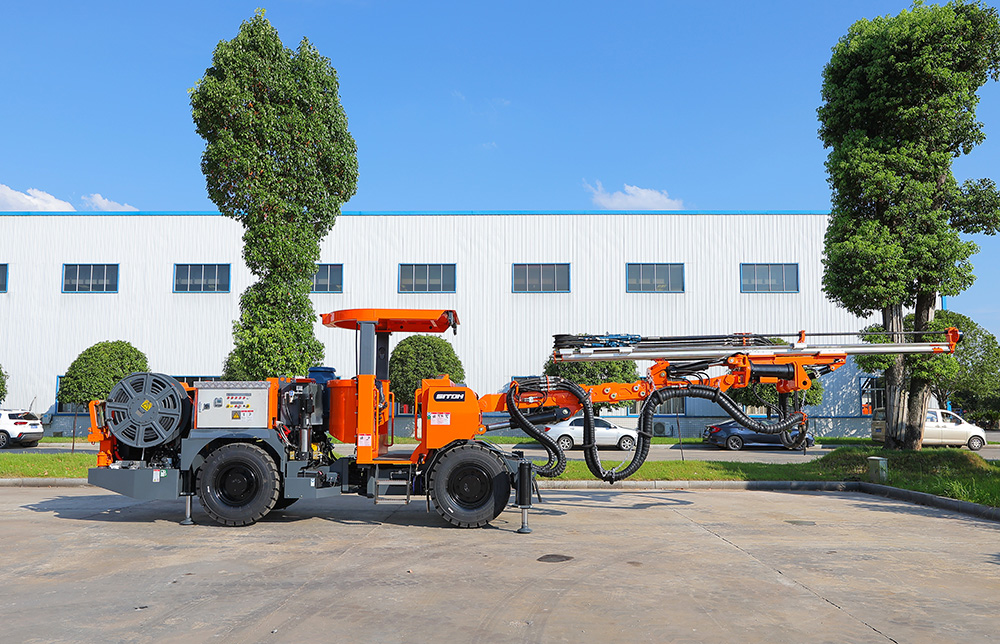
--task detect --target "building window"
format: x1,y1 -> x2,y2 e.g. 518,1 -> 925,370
626,263 -> 684,292
0,264 -> 7,292
399,264 -> 456,293
512,263 -> 570,293
740,263 -> 799,293
63,264 -> 118,293
174,264 -> 230,292
860,376 -> 885,416
312,264 -> 343,293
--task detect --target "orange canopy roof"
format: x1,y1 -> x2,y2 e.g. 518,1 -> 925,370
321,309 -> 459,333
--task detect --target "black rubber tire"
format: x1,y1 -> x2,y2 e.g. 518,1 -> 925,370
968,436 -> 985,451
19,441 -> 39,448
725,435 -> 744,451
0,432 -> 10,449
618,435 -> 636,451
556,435 -> 574,451
428,443 -> 511,528
196,442 -> 280,526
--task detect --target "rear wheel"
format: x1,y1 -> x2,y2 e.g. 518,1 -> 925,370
428,443 -> 511,528
196,443 -> 280,526
0,432 -> 9,449
725,435 -> 744,451
556,435 -> 574,451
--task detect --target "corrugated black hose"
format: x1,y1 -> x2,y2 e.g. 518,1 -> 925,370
506,379 -> 570,478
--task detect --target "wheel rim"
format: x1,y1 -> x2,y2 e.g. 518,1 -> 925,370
215,462 -> 259,506
727,436 -> 741,449
558,437 -> 572,450
0,433 -> 8,448
447,463 -> 493,509
621,436 -> 635,450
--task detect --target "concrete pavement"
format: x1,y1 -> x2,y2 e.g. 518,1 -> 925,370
2,486 -> 1000,643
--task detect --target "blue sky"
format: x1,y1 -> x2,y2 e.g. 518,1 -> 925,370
1,1 -> 998,335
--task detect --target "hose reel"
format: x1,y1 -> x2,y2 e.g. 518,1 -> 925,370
105,372 -> 190,449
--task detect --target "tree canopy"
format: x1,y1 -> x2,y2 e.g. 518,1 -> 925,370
58,341 -> 149,406
388,335 -> 466,405
818,0 -> 1000,448
543,358 -> 639,413
191,9 -> 358,380
0,363 -> 7,405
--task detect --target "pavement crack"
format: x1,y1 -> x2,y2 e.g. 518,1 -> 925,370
673,508 -> 899,643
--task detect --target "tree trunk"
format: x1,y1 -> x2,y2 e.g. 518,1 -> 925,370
882,304 -> 909,450
901,292 -> 938,450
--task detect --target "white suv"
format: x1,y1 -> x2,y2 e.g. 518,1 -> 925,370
0,410 -> 44,448
871,408 -> 986,451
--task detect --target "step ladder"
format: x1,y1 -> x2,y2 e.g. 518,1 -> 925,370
373,464 -> 413,505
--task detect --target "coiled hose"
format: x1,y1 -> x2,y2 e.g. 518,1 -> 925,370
586,384 -> 808,484
506,378 -> 578,477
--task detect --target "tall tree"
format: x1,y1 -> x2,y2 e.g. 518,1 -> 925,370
0,363 -> 6,405
818,0 -> 1000,449
191,9 -> 358,380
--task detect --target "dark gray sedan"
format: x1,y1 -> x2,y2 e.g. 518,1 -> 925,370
703,419 -> 814,451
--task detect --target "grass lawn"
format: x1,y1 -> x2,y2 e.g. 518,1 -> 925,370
6,445 -> 1000,509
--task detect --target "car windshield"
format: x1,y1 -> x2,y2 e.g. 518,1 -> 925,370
8,412 -> 39,420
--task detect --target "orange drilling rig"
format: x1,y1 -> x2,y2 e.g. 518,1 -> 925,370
87,308 -> 960,528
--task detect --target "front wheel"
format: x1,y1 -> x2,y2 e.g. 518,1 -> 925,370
725,435 -> 744,451
196,442 -> 280,526
968,436 -> 985,451
428,443 -> 511,528
618,435 -> 636,451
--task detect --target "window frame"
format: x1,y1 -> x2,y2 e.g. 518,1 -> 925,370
511,263 -> 571,293
0,263 -> 7,293
312,263 -> 344,293
62,263 -> 119,293
739,263 -> 799,293
173,263 -> 231,293
398,263 -> 456,293
626,263 -> 684,293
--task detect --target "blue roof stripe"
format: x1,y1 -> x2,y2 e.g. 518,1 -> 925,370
0,210 -> 831,216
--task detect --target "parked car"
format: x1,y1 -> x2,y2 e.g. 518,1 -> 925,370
543,416 -> 638,451
0,410 -> 44,448
703,419 -> 815,451
871,408 -> 985,450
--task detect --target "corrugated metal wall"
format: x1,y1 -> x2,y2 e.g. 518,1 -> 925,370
0,211 -> 873,417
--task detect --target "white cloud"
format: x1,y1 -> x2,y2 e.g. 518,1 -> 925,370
451,89 -> 466,101
584,180 -> 684,210
81,193 -> 138,211
0,183 -> 75,211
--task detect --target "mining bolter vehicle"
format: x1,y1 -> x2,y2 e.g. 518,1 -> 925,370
87,308 -> 961,529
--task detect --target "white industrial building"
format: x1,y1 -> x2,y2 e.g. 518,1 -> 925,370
0,210 -> 883,436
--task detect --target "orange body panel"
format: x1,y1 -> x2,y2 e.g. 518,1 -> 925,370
327,379 -> 359,444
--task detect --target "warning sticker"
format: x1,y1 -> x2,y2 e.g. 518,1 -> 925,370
232,411 -> 240,420
429,412 -> 451,426
358,434 -> 372,447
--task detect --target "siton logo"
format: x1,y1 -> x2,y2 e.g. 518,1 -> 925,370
433,391 -> 466,402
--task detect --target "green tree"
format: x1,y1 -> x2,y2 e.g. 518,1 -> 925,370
818,0 -> 1000,449
191,9 -> 358,380
58,341 -> 150,407
388,336 -> 466,406
542,358 -> 639,414
856,311 -> 1000,411
0,363 -> 7,405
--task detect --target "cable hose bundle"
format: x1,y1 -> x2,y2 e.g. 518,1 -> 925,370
506,378 -> 572,477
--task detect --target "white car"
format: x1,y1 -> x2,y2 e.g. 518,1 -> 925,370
0,410 -> 44,448
543,416 -> 637,451
871,408 -> 986,451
